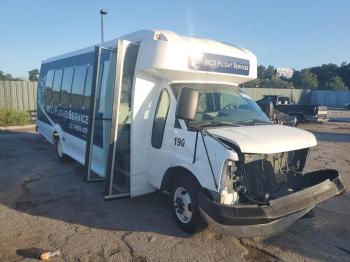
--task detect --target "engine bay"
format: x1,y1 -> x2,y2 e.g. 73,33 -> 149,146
222,148 -> 312,205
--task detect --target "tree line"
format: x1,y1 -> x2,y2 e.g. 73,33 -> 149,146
0,69 -> 39,81
244,62 -> 350,90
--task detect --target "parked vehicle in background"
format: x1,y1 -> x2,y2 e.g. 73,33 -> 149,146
273,111 -> 297,126
257,99 -> 296,126
256,95 -> 328,124
344,102 -> 350,110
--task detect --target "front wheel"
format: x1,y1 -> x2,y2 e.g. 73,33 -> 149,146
170,176 -> 201,234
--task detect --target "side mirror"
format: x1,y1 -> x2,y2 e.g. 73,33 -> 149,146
263,101 -> 274,118
175,87 -> 199,121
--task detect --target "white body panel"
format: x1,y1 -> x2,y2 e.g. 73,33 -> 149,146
37,29 -> 318,199
208,125 -> 317,154
37,119 -> 105,175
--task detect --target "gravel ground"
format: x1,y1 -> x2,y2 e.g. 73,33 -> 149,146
0,110 -> 349,262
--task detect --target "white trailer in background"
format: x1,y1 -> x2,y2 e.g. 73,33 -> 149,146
37,30 -> 345,238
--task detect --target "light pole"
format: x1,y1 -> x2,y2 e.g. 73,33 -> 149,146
100,9 -> 108,42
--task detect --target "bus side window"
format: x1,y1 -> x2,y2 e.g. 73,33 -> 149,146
52,69 -> 63,105
71,65 -> 87,109
44,70 -> 54,106
151,89 -> 170,149
83,65 -> 93,110
60,67 -> 74,107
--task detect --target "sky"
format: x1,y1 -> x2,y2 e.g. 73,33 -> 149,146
0,0 -> 349,78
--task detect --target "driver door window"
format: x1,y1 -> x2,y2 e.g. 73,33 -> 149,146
151,89 -> 170,149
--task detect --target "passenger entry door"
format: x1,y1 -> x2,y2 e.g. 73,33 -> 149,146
84,40 -> 140,199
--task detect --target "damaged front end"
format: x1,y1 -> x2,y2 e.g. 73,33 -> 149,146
198,148 -> 345,239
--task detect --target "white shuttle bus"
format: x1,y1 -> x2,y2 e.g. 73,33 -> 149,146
37,30 -> 345,238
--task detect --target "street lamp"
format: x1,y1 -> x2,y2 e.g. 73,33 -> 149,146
100,9 -> 108,43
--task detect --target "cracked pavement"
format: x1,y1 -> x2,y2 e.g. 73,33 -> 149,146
0,110 -> 350,261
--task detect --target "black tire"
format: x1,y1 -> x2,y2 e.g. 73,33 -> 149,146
291,114 -> 303,126
170,176 -> 201,234
54,136 -> 70,162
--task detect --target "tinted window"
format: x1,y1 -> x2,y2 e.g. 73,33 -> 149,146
97,62 -> 107,112
52,69 -> 63,105
60,67 -> 74,107
83,65 -> 93,109
117,45 -> 139,125
151,89 -> 170,148
71,65 -> 87,108
44,70 -> 54,105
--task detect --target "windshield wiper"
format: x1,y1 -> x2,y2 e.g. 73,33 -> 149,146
237,119 -> 272,125
197,121 -> 240,127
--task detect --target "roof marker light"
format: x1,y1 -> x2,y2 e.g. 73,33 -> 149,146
154,32 -> 161,40
153,32 -> 167,41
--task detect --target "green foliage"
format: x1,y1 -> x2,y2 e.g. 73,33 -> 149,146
264,66 -> 276,79
337,63 -> 350,88
309,63 -> 338,87
324,76 -> 347,90
300,70 -> 318,89
250,62 -> 350,90
0,70 -> 20,81
28,69 -> 39,81
269,77 -> 293,88
257,65 -> 276,80
249,65 -> 292,88
257,65 -> 266,79
291,71 -> 302,87
0,108 -> 31,127
294,63 -> 349,90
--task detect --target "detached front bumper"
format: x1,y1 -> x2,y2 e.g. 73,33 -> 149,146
199,169 -> 345,239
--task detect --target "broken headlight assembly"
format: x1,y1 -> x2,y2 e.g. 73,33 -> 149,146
218,149 -> 312,206
219,160 -> 239,205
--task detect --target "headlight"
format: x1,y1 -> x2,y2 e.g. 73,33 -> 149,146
219,160 -> 238,205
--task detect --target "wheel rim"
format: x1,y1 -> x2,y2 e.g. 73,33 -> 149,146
57,139 -> 63,158
173,186 -> 192,224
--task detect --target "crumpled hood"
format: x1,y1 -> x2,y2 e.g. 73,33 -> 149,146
208,125 -> 317,154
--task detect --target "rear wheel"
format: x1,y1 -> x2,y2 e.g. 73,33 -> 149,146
170,176 -> 201,234
54,136 -> 69,162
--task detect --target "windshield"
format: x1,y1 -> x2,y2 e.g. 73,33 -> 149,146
171,83 -> 271,127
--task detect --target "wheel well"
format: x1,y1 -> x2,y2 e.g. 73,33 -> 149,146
289,113 -> 305,121
160,166 -> 201,193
